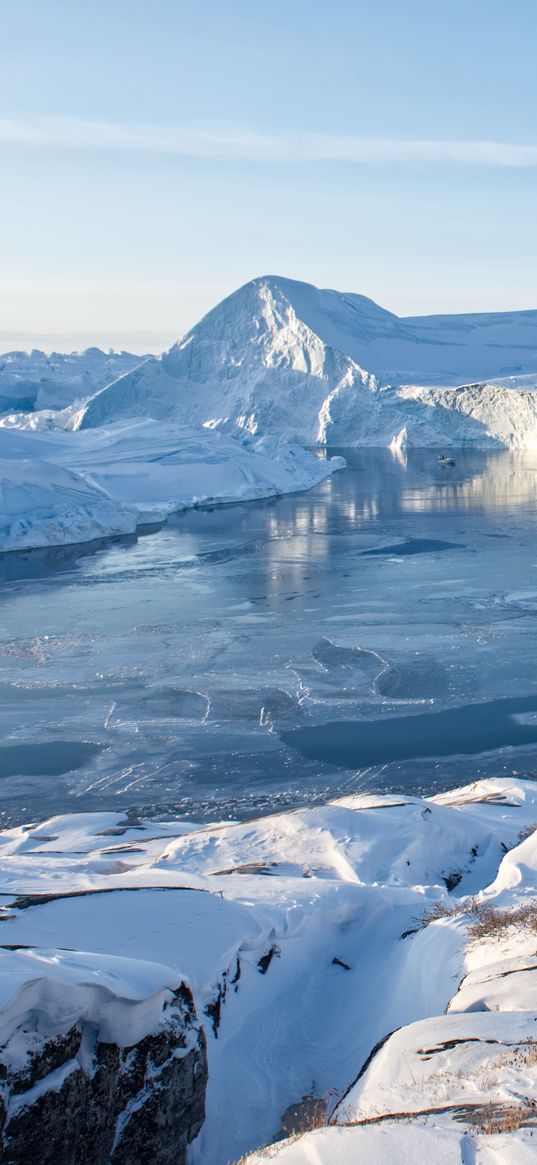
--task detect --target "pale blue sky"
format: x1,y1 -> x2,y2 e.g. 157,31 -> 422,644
1,0 -> 537,352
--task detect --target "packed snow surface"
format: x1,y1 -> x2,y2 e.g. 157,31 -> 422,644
1,778 -> 537,1163
77,276 -> 537,449
0,420 -> 343,551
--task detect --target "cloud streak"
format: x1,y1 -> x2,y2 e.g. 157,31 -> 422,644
1,114 -> 537,167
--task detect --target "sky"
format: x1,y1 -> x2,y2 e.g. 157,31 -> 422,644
1,0 -> 537,353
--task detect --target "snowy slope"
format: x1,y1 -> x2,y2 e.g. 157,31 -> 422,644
1,779 -> 537,1164
77,276 -> 537,449
78,279 -> 376,444
0,420 -> 344,551
243,1124 -> 537,1164
0,347 -> 144,413
258,277 -> 537,386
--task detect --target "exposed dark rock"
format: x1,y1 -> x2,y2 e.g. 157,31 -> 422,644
257,944 -> 281,974
0,984 -> 207,1165
7,1027 -> 82,1094
204,974 -> 227,1037
231,958 -> 241,990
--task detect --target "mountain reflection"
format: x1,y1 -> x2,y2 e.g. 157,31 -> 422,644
241,448 -> 537,545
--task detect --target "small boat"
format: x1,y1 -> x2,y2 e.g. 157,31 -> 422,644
438,454 -> 456,466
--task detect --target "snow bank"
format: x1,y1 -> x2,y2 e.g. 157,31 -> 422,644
0,420 -> 344,552
0,947 -> 186,1048
242,1123 -> 531,1165
339,1010 -> 537,1121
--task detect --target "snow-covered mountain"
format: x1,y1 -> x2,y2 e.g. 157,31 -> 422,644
77,276 -> 537,448
78,278 -> 376,443
0,347 -> 145,413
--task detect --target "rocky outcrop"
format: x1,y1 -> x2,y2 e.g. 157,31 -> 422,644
0,982 -> 207,1165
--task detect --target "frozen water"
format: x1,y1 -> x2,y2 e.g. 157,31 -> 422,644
2,447 -> 537,824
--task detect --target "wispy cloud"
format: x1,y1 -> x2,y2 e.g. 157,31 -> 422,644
1,114 -> 537,167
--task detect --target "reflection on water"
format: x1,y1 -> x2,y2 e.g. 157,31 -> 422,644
0,534 -> 137,584
2,448 -> 537,824
3,448 -> 537,584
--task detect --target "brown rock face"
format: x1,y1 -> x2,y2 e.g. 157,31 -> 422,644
0,984 -> 207,1165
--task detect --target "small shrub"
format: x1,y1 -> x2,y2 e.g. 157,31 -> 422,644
420,895 -> 482,929
279,1096 -> 328,1138
228,1097 -> 328,1163
517,822 -> 537,844
421,900 -> 462,926
419,894 -> 537,941
468,900 -> 537,940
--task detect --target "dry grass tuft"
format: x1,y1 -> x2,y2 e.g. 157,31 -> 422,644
468,1101 -> 537,1134
420,895 -> 482,929
421,900 -> 463,926
492,1038 -> 537,1072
